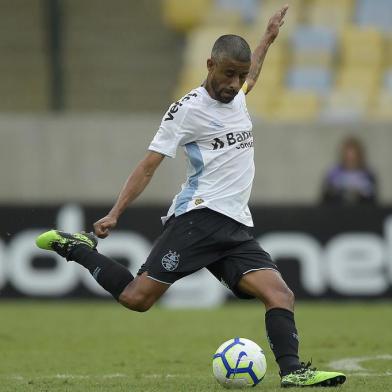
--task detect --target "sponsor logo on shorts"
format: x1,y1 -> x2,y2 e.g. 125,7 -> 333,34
161,250 -> 180,271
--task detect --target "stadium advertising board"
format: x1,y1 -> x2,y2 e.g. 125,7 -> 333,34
0,204 -> 391,304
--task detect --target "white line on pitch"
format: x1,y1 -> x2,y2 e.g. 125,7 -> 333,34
328,354 -> 392,372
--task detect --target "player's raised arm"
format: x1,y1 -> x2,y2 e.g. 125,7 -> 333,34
244,4 -> 288,95
93,151 -> 165,238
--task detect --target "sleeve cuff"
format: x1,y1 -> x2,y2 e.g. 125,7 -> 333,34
148,146 -> 176,158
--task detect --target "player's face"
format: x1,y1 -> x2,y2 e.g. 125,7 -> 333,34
207,58 -> 250,103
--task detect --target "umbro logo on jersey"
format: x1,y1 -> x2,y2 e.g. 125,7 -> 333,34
211,138 -> 224,150
164,92 -> 198,121
209,120 -> 225,128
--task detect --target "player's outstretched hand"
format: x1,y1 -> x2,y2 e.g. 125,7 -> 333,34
265,4 -> 288,44
93,215 -> 117,238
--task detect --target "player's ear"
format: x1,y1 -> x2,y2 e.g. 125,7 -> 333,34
207,58 -> 215,72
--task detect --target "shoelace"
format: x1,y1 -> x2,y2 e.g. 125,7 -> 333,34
295,360 -> 317,374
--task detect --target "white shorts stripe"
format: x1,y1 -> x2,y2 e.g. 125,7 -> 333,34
242,267 -> 280,275
147,275 -> 172,285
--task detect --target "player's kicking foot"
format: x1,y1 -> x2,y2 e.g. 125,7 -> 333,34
35,230 -> 98,258
281,362 -> 346,388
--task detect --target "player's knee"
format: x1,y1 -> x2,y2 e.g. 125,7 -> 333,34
119,292 -> 154,312
132,300 -> 152,313
285,287 -> 295,308
274,285 -> 295,310
261,284 -> 295,310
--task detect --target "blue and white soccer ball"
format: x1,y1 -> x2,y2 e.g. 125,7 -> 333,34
212,338 -> 267,389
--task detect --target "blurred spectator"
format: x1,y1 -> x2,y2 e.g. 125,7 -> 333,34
321,136 -> 377,204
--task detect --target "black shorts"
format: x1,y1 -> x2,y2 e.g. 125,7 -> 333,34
137,208 -> 279,299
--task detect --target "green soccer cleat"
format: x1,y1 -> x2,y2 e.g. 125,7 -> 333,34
281,362 -> 346,388
35,230 -> 98,258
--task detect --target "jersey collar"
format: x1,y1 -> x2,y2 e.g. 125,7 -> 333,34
198,86 -> 236,108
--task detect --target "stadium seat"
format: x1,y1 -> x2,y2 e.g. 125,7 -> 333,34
204,0 -> 259,26
340,27 -> 384,68
261,39 -> 289,67
291,26 -> 337,53
245,86 -> 279,119
369,90 -> 392,120
384,69 -> 392,92
355,0 -> 392,33
162,0 -> 212,32
259,65 -> 285,88
321,88 -> 369,123
291,26 -> 337,67
255,0 -> 301,36
286,67 -> 332,96
336,67 -> 380,94
245,58 -> 286,119
385,33 -> 392,66
306,0 -> 354,31
269,91 -> 320,121
203,9 -> 242,28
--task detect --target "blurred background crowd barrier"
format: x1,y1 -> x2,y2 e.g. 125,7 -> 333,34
1,0 -> 392,304
1,204 -> 392,303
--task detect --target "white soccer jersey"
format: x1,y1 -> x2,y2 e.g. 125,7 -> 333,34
149,86 -> 255,227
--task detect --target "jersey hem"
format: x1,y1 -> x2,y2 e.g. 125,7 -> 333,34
164,205 -> 254,227
195,204 -> 253,227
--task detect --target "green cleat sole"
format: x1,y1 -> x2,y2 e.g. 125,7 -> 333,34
282,374 -> 346,388
281,365 -> 346,389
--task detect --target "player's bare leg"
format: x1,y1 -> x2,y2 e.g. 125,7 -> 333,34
237,269 -> 345,387
237,269 -> 294,311
118,272 -> 169,312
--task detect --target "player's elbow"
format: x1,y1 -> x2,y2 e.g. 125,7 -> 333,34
138,161 -> 157,179
142,165 -> 156,178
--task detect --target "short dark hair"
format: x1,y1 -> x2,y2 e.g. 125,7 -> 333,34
211,34 -> 251,63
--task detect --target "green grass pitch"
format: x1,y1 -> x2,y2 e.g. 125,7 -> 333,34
0,301 -> 391,391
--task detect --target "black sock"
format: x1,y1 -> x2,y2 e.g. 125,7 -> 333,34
67,245 -> 134,300
265,308 -> 301,376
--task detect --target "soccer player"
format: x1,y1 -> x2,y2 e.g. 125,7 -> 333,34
36,5 -> 346,387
